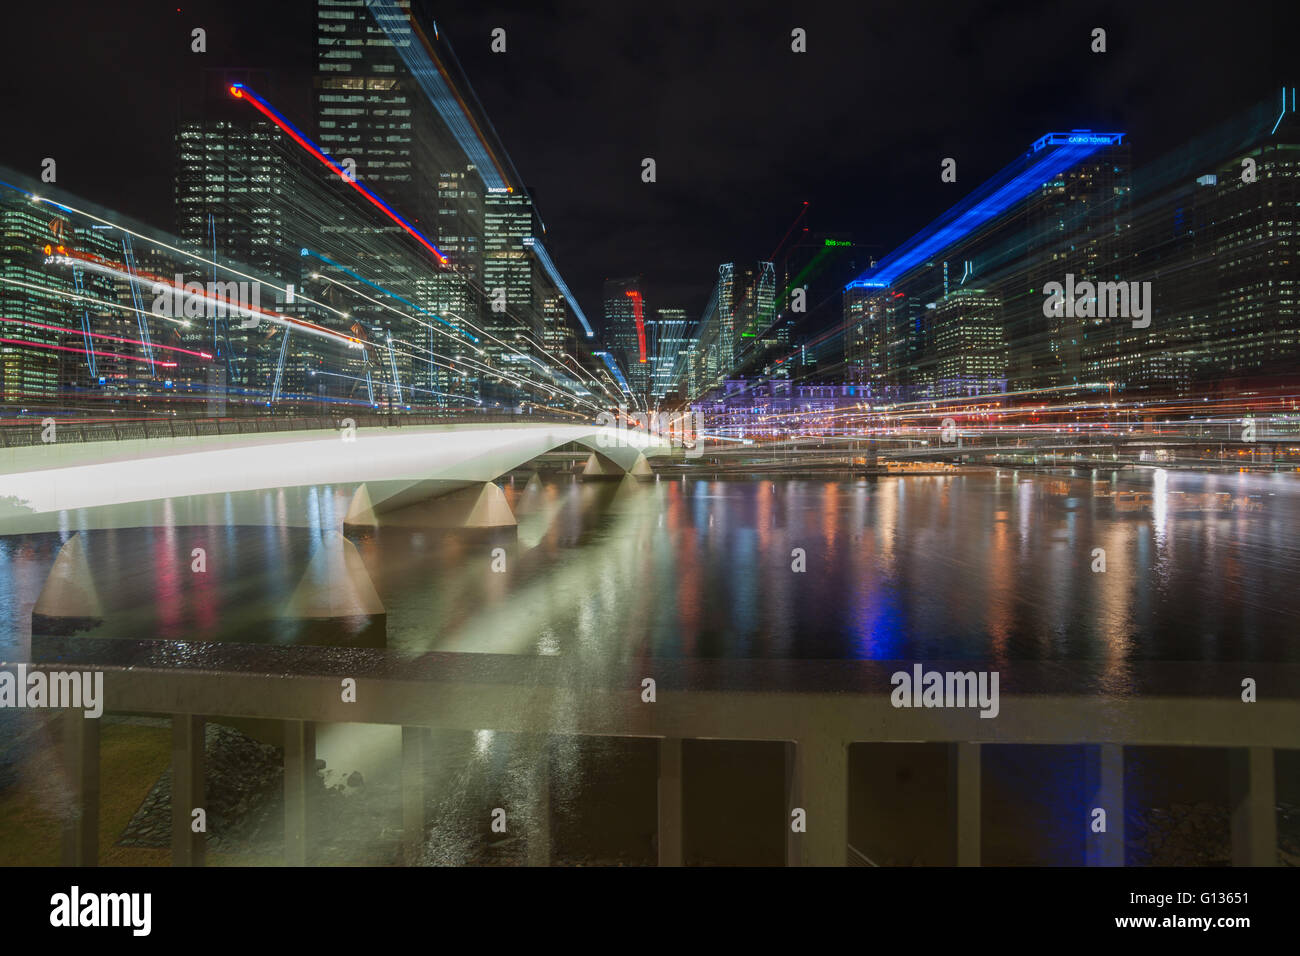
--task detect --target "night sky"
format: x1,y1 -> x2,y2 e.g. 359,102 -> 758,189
1,0 -> 1285,332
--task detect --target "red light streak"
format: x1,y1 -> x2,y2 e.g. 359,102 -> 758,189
8,319 -> 213,359
51,247 -> 357,347
0,335 -> 176,367
626,290 -> 647,363
231,85 -> 448,265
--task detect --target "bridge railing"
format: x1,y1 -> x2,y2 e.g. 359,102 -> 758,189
0,410 -> 583,449
25,646 -> 1300,868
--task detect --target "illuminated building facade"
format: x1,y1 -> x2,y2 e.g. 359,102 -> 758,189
933,288 -> 1006,397
1,199 -> 116,404
603,276 -> 648,398
482,190 -> 536,378
844,91 -> 1300,403
650,307 -> 689,400
314,0 -> 430,225
845,130 -> 1130,401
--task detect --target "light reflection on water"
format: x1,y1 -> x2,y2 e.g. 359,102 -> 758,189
3,470 -> 1300,668
3,469 -> 1299,865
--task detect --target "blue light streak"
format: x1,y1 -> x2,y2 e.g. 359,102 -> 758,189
1270,86 -> 1288,136
594,351 -> 632,393
300,247 -> 477,343
365,0 -> 509,192
847,133 -> 1124,291
230,83 -> 448,264
523,237 -> 594,337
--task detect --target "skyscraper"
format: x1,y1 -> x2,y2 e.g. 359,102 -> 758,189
650,307 -> 689,400
844,130 -> 1131,399
933,289 -> 1006,397
314,0 -> 431,226
433,163 -> 483,400
603,276 -> 649,398
1,196 -> 114,405
482,189 -> 536,377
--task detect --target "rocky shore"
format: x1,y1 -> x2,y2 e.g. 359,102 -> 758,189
117,721 -> 401,864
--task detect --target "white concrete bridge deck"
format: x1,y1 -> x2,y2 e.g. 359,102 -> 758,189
0,422 -> 672,532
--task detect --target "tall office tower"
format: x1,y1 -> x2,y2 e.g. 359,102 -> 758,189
174,70 -> 297,393
539,285 -> 569,359
685,342 -> 700,397
174,125 -> 291,283
714,263 -> 736,373
650,307 -> 689,399
709,260 -> 779,381
603,276 -> 649,397
130,242 -> 209,409
842,287 -> 895,392
884,290 -> 930,394
733,262 -> 777,341
482,190 -> 536,381
314,0 -> 433,407
1201,94 -> 1300,379
1021,137 -> 1132,391
434,164 -> 484,400
0,195 -> 65,405
0,197 -> 113,406
314,0 -> 433,226
1091,88 -> 1298,393
688,274 -> 734,398
933,289 -> 1006,397
311,3 -> 587,410
1093,174 -> 1214,394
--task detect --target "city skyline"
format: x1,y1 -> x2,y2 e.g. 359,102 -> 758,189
0,0 -> 1287,338
2,0 -> 1300,893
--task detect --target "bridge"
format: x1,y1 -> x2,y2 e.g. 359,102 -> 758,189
670,429 -> 1295,476
0,419 -> 674,535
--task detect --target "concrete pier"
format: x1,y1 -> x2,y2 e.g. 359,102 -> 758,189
285,531 -> 385,619
1230,746 -> 1277,865
790,737 -> 847,866
579,451 -> 627,480
33,533 -> 103,634
378,482 -> 517,530
1085,743 -> 1125,866
401,726 -> 427,866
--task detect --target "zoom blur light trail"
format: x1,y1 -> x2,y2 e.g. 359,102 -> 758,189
45,248 -> 364,350
626,289 -> 647,364
8,319 -> 212,360
302,248 -> 474,341
229,83 -> 449,265
0,333 -> 177,368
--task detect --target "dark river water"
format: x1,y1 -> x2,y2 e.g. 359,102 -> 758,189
4,468 -> 1298,665
2,468 -> 1297,865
